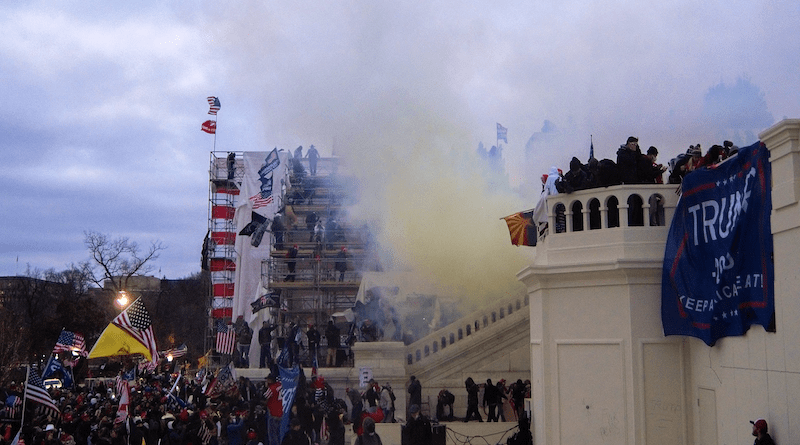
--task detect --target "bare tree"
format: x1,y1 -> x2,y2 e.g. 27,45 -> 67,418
84,231 -> 166,292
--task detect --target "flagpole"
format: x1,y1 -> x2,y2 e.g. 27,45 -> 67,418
213,112 -> 218,152
20,366 -> 30,429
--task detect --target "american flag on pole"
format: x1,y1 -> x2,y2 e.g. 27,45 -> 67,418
249,192 -> 274,209
207,96 -> 221,115
53,330 -> 87,357
215,320 -> 236,355
115,377 -> 129,423
113,298 -> 159,363
25,369 -> 60,417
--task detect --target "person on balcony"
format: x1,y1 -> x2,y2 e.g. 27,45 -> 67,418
616,136 -> 641,184
562,157 -> 591,192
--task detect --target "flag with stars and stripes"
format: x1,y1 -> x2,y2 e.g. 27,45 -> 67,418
162,344 -> 188,359
89,298 -> 159,362
215,320 -> 236,355
207,96 -> 221,115
25,368 -> 60,418
53,329 -> 87,357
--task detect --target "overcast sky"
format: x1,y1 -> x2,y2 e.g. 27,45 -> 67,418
1,0 -> 798,287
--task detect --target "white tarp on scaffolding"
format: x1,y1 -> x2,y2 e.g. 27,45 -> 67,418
232,151 -> 291,336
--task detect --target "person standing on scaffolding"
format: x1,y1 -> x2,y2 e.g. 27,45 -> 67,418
306,145 -> 320,176
227,152 -> 236,180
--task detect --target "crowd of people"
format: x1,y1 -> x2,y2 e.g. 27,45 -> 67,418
0,365 -> 373,445
531,136 -> 741,239
544,136 -> 740,195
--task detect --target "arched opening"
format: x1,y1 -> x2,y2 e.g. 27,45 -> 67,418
627,194 -> 645,226
441,337 -> 447,349
449,333 -> 455,344
607,196 -> 620,228
424,345 -> 430,357
571,201 -> 584,231
554,203 -> 567,233
433,342 -> 438,353
648,193 -> 666,226
588,198 -> 602,230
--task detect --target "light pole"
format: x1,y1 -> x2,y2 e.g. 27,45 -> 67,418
116,290 -> 130,309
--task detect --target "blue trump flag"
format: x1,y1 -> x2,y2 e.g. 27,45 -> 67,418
42,356 -> 73,388
662,141 -> 775,346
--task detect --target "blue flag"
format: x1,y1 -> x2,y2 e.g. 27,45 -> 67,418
122,366 -> 136,382
42,356 -> 73,388
278,365 -> 300,441
661,142 -> 775,346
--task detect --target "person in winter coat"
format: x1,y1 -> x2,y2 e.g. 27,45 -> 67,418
379,384 -> 395,423
463,378 -> 482,422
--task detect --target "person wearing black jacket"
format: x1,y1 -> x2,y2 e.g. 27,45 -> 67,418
616,136 -> 641,184
463,378 -> 482,422
325,321 -> 340,367
482,379 -> 505,422
402,405 -> 431,445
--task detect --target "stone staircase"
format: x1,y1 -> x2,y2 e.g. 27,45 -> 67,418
403,293 -> 531,418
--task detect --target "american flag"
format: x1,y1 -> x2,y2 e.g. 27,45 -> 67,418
207,96 -> 221,115
25,369 -> 60,417
199,418 -> 214,445
250,192 -> 274,209
115,377 -> 129,423
163,344 -> 188,359
205,361 -> 237,398
5,395 -> 21,418
53,330 -> 87,356
113,298 -> 159,363
215,320 -> 236,355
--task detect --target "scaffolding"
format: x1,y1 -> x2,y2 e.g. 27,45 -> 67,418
205,150 -> 371,366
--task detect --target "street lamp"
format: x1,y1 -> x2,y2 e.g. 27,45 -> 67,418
116,290 -> 130,308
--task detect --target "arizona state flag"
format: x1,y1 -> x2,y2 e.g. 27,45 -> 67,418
89,298 -> 158,361
503,211 -> 536,246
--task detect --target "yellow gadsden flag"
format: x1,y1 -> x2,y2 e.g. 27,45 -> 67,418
89,298 -> 158,361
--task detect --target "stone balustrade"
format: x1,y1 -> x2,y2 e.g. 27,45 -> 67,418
406,293 -> 529,366
545,183 -> 680,235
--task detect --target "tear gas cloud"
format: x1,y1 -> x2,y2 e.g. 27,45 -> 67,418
207,0 -> 791,311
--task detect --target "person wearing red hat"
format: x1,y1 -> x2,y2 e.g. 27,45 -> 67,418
751,418 -> 776,445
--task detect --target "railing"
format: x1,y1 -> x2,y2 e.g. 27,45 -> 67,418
544,184 -> 679,238
275,228 -> 370,247
406,294 -> 530,365
262,256 -> 365,286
